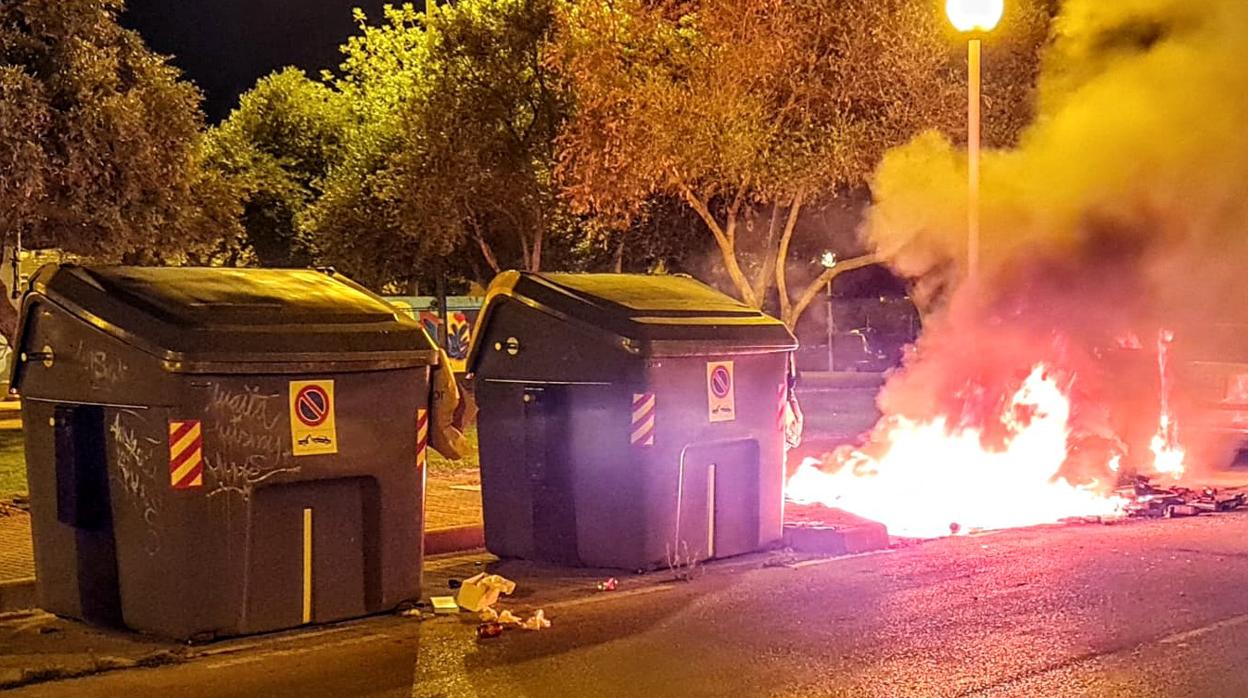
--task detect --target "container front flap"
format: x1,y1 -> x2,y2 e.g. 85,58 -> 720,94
467,272 -> 796,371
21,265 -> 437,370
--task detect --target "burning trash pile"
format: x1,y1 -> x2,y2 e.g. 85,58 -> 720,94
786,352 -> 1199,539
1121,477 -> 1244,520
786,352 -> 1246,539
787,0 -> 1248,538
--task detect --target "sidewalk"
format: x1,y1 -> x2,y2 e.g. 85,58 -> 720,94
0,510 -> 34,582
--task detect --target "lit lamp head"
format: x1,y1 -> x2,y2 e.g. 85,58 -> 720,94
945,0 -> 1003,33
820,251 -> 838,269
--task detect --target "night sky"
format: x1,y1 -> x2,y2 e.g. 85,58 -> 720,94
121,1 -> 425,122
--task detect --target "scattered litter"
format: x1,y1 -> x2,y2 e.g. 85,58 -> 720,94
596,578 -> 618,592
430,596 -> 460,615
479,608 -> 522,625
477,622 -> 504,640
521,610 -> 551,631
456,573 -> 516,612
478,606 -> 550,632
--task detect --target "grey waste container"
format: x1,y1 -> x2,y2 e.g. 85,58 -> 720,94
12,265 -> 436,640
467,272 -> 798,569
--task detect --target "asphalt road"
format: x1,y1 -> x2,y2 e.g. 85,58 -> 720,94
12,512 -> 1248,697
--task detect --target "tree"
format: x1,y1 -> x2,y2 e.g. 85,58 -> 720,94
392,0 -> 571,275
553,0 -> 1014,328
304,0 -> 575,292
0,0 -> 237,338
301,4 -> 444,291
0,0 -> 234,267
205,68 -> 348,267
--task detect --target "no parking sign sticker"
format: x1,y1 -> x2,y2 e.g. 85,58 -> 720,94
290,380 -> 338,456
707,361 -> 736,423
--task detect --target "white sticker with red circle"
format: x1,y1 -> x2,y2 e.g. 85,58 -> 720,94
706,361 -> 736,423
289,380 -> 338,456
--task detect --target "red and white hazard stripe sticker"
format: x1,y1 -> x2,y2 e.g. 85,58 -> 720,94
631,393 -> 656,447
169,420 -> 204,490
776,383 -> 787,431
416,408 -> 429,469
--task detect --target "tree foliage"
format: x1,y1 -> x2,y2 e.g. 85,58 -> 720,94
0,0 -> 234,263
299,0 -> 576,291
206,68 -> 348,267
387,0 -> 571,275
552,0 -> 1045,327
302,4 -> 436,290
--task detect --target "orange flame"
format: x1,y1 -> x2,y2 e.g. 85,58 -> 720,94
787,365 -> 1131,538
1149,329 -> 1186,479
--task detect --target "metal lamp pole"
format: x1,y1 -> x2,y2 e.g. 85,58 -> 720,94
946,0 -> 1002,280
826,279 -> 835,371
967,37 -> 982,278
820,251 -> 838,372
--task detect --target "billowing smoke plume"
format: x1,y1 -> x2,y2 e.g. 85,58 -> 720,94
865,0 -> 1248,476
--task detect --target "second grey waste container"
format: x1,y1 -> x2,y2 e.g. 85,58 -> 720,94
467,272 -> 798,569
13,265 -> 436,640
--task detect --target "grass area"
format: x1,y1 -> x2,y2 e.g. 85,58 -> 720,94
0,430 -> 26,498
428,425 -> 481,474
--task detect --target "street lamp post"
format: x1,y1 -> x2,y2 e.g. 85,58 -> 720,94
945,0 -> 1003,280
821,251 -> 838,372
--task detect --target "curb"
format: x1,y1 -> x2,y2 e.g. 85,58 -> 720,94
424,525 -> 485,556
0,577 -> 36,614
783,522 -> 890,556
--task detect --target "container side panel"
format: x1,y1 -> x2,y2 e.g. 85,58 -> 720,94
477,381 -> 536,559
569,385 -> 646,568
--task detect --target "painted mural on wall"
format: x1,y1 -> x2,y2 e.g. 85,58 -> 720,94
386,297 -> 482,373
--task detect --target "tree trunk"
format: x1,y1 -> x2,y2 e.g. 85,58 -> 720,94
612,232 -> 627,273
0,279 -> 19,345
678,185 -> 759,307
473,230 -> 501,275
530,223 -> 543,273
773,190 -> 806,322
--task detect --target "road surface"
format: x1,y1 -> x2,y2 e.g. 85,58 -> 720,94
12,512 -> 1248,697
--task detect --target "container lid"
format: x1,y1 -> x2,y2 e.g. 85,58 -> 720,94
16,265 -> 438,373
467,271 -> 796,370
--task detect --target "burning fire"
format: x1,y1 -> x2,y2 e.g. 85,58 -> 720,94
786,361 -> 1194,538
1149,330 -> 1186,478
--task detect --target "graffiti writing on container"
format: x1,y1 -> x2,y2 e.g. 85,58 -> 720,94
207,384 -> 283,431
204,454 -> 299,501
75,341 -> 129,387
205,384 -> 288,461
108,411 -> 162,555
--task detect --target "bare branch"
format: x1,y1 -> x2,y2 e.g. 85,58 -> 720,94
785,253 -> 880,329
